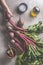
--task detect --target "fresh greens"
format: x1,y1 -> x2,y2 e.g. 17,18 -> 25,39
25,33 -> 39,41
27,21 -> 43,34
16,21 -> 43,65
17,44 -> 43,65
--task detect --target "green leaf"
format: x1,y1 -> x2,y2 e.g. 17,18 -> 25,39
27,21 -> 43,34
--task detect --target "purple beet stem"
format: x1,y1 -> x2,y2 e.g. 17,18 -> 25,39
9,19 -> 26,31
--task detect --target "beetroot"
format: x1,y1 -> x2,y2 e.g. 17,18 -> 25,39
17,17 -> 24,28
11,39 -> 24,52
13,36 -> 25,50
7,25 -> 36,47
9,19 -> 26,31
6,24 -> 37,53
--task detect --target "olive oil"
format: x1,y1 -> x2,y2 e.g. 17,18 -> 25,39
30,7 -> 40,17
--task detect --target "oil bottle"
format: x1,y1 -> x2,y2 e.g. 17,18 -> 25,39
30,6 -> 40,17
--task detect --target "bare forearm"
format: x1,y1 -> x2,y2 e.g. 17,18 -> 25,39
0,0 -> 9,11
0,0 -> 13,18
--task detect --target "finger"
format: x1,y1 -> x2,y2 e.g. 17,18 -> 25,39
7,9 -> 13,17
7,13 -> 11,19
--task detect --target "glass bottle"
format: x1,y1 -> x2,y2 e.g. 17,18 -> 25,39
30,6 -> 40,17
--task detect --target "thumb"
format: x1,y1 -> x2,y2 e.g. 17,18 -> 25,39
7,9 -> 13,17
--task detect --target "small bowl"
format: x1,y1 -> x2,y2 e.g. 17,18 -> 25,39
17,3 -> 28,14
7,48 -> 16,58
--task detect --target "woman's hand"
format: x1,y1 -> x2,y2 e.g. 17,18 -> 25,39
0,0 -> 13,19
